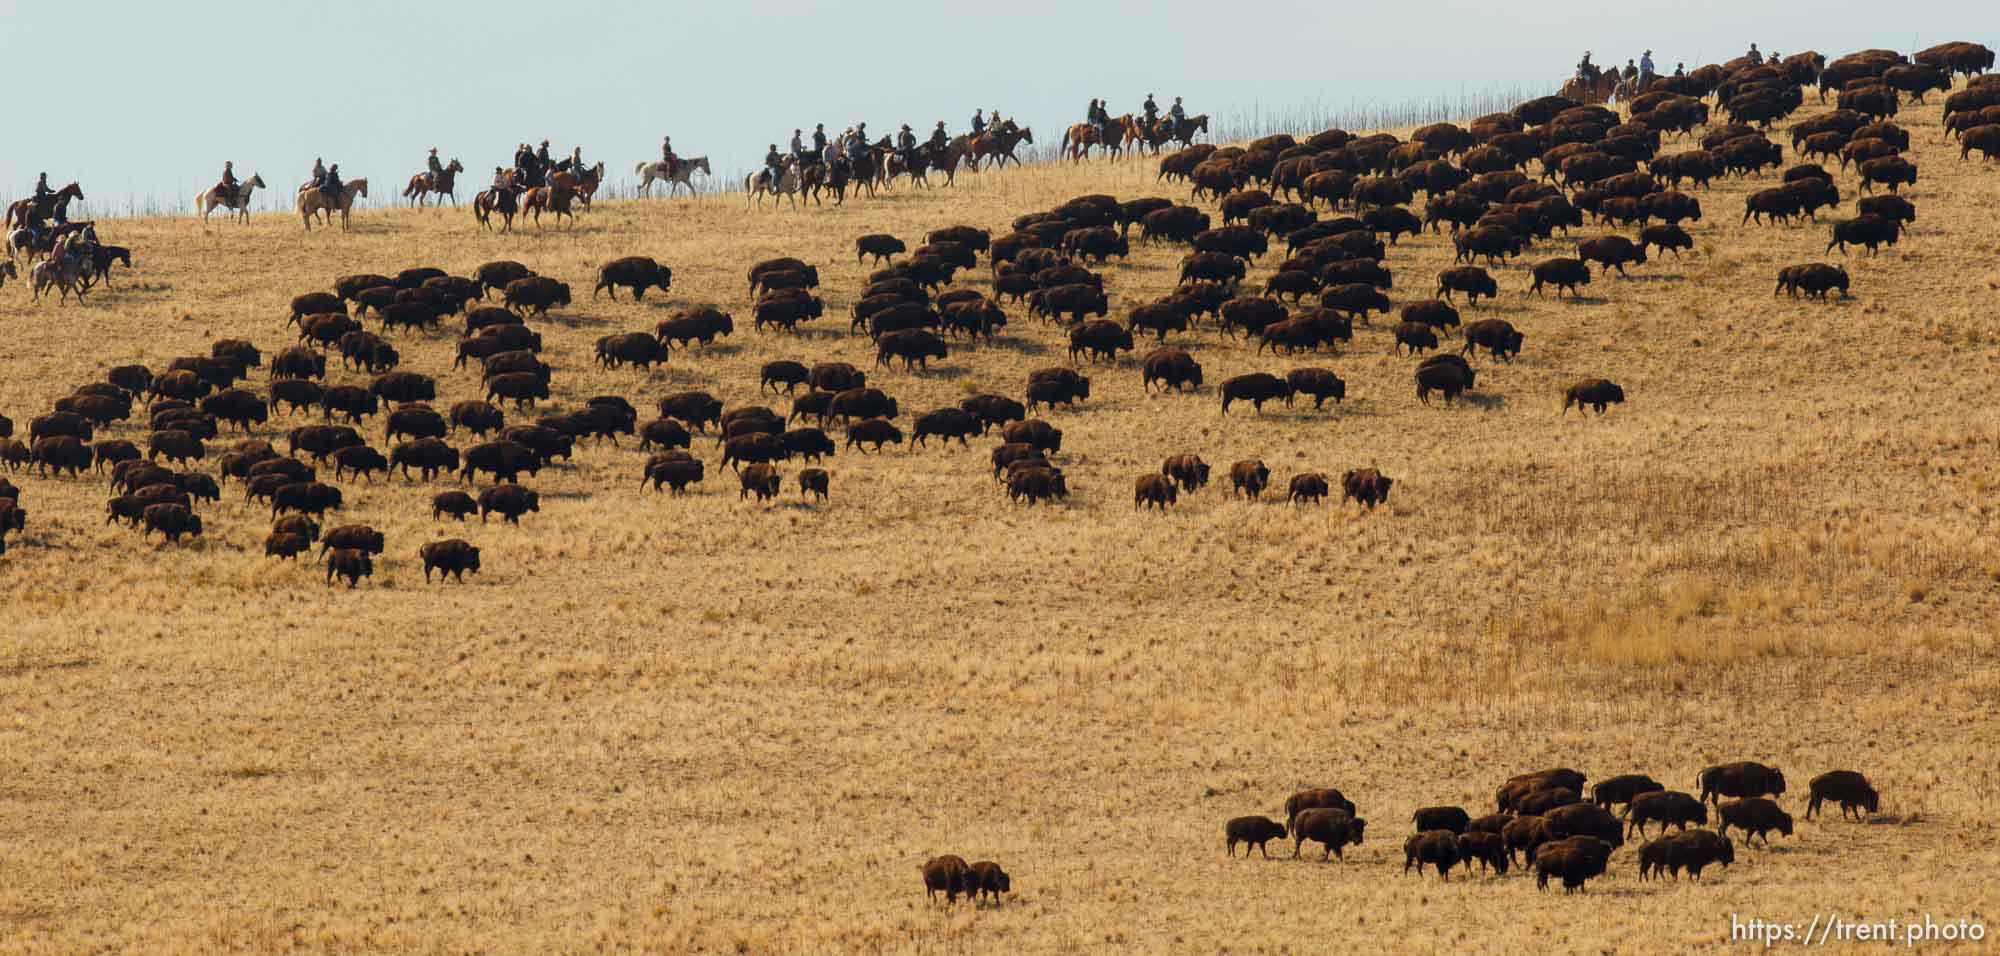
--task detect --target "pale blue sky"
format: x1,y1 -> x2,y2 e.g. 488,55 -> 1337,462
0,0 -> 1982,214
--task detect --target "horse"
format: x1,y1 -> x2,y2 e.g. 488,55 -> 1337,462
402,159 -> 464,207
6,220 -> 90,264
5,183 -> 83,230
1560,73 -> 1620,106
473,187 -> 521,233
572,161 -> 605,205
31,254 -> 87,303
744,161 -> 801,209
522,183 -> 577,228
972,124 -> 1033,168
1061,123 -> 1103,162
796,162 -> 827,206
79,245 -> 131,290
296,179 -> 367,231
1166,114 -> 1209,148
1123,118 -> 1175,156
636,155 -> 711,197
196,173 -> 266,225
0,260 -> 16,290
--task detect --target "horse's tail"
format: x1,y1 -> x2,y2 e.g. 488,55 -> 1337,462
634,162 -> 649,176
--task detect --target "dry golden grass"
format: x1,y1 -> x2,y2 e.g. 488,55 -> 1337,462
2,88 -> 1999,953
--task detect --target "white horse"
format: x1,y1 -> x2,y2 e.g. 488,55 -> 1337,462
296,179 -> 367,231
635,155 -> 712,197
744,163 -> 800,209
195,173 -> 266,225
31,255 -> 86,303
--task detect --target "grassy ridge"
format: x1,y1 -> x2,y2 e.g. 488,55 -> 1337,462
0,85 -> 1997,953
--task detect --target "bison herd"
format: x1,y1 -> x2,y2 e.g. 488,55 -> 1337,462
1226,762 -> 1880,893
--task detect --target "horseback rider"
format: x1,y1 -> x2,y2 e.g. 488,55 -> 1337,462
1577,51 -> 1599,85
1090,98 -> 1113,145
763,144 -> 785,189
971,109 -> 986,137
33,173 -> 52,205
790,129 -> 806,165
811,124 -> 828,163
896,124 -> 918,167
660,136 -> 678,178
310,158 -> 327,190
1639,50 -> 1656,86
535,140 -> 553,175
928,121 -> 948,153
1746,43 -> 1762,65
569,146 -> 584,177
320,164 -> 343,202
1143,92 -> 1159,130
1169,97 -> 1187,136
217,162 -> 239,205
1621,59 -> 1638,85
426,148 -> 445,188
850,123 -> 870,161
1674,62 -> 1686,77
491,166 -> 510,192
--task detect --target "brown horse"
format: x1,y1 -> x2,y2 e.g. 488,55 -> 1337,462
1167,114 -> 1209,148
296,179 -> 367,231
1560,73 -> 1620,105
6,183 -> 83,230
971,123 -> 1033,168
522,183 -> 577,228
1061,123 -> 1102,162
402,159 -> 464,207
1122,118 -> 1177,155
473,187 -> 521,233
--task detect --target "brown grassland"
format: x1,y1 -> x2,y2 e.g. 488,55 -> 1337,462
3,87 -> 2000,954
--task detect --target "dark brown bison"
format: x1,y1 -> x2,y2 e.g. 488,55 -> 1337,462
1627,790 -> 1708,838
1220,373 -> 1291,414
1342,468 -> 1392,508
1697,761 -> 1786,805
1563,379 -> 1625,415
1806,770 -> 1879,821
1161,454 -> 1210,492
1226,816 -> 1287,859
1292,809 -> 1366,860
416,538 -> 479,582
1435,266 -> 1497,304
1534,836 -> 1613,893
1141,347 -> 1204,392
503,276 -> 572,315
921,855 -> 973,903
592,256 -> 671,301
1412,807 -> 1470,834
1230,459 -> 1271,498
1457,832 -> 1509,875
1717,798 -> 1794,846
1776,263 -> 1850,300
1287,472 -> 1329,504
141,502 -> 203,543
1134,473 -> 1178,511
1403,830 -> 1463,879
324,548 -> 372,588
1529,257 -> 1591,298
1591,773 -> 1664,810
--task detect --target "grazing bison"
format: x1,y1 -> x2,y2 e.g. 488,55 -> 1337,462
1403,830 -> 1463,880
1228,459 -> 1272,499
1287,472 -> 1329,504
910,408 -> 979,448
1068,320 -> 1135,364
1287,368 -> 1345,408
1857,155 -> 1917,193
1563,379 -> 1625,415
1806,770 -> 1879,821
1826,214 -> 1901,255
1435,266 -> 1497,305
1160,454 -> 1210,492
1412,806 -> 1471,835
503,276 -> 571,315
855,234 -> 907,265
330,444 -> 389,482
1577,236 -> 1647,276
1226,816 -> 1287,859
460,440 -> 541,484
1134,473 -> 1178,511
265,531 -> 310,559
738,462 -> 781,501
1592,774 -> 1664,810
1697,762 -> 1786,805
1415,356 -> 1473,406
324,548 -> 373,588
1627,790 -> 1708,838
390,438 -> 460,480
431,490 -> 478,521
141,503 -> 203,543
1653,830 -> 1735,881
1001,420 -> 1063,454
1776,263 -> 1850,300
1393,322 -> 1438,355
1534,836 -> 1613,893
1543,802 -> 1624,849
594,256 -> 672,300
1457,832 -> 1509,875
1292,809 -> 1366,860
1529,257 -> 1591,298
966,860 -> 1010,903
478,484 -> 539,524
1342,468 -> 1392,508
921,855 -> 973,903
1515,787 -> 1579,817
1141,347 -> 1204,393
1717,798 -> 1794,846
845,418 -> 904,453
418,538 -> 480,582
1220,373 -> 1291,414
1462,318 -> 1524,362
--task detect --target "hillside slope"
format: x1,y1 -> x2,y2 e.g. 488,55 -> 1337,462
1,91 -> 1998,952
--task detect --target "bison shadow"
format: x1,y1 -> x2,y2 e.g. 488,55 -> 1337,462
537,311 -> 614,329
1460,391 -> 1510,411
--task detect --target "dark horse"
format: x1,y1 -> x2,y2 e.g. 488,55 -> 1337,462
403,159 -> 465,207
6,183 -> 83,229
